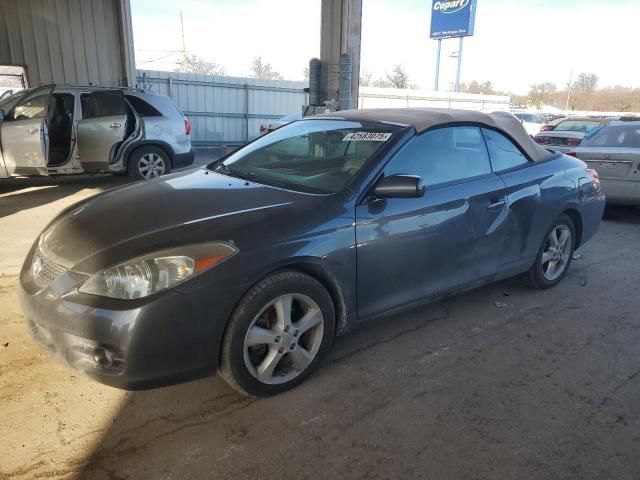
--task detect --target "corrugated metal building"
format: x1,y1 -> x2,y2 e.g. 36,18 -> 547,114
0,0 -> 135,87
138,70 -> 308,145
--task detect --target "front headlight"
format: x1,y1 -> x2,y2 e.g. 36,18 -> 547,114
78,242 -> 237,299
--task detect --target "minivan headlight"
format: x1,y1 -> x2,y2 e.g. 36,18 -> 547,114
79,242 -> 237,299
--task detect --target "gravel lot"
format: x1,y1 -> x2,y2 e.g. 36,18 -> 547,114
1,160 -> 639,479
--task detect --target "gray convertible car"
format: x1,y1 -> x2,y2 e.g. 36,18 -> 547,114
20,108 -> 605,396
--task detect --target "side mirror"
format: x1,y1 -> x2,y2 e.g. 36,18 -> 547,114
373,175 -> 424,199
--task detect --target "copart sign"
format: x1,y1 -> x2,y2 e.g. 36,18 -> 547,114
429,0 -> 477,39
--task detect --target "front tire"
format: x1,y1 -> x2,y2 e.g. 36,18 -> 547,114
219,271 -> 335,397
128,146 -> 171,181
527,214 -> 576,289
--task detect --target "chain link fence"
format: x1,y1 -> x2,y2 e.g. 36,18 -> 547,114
0,66 -> 28,99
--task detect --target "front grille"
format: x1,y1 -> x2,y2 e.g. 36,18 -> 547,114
30,250 -> 67,290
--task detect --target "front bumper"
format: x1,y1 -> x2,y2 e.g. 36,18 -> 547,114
19,266 -> 242,390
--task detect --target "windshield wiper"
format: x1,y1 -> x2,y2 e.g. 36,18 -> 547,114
215,162 -> 248,180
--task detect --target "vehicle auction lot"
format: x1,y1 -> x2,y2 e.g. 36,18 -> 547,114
1,167 -> 639,479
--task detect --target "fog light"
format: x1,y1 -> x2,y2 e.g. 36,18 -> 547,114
93,346 -> 115,368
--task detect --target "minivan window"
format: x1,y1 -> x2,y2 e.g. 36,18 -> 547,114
385,126 -> 491,187
81,92 -> 127,119
10,93 -> 48,121
215,119 -> 398,194
482,128 -> 529,171
126,95 -> 161,117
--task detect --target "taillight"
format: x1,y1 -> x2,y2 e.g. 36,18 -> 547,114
566,138 -> 581,147
540,125 -> 553,132
566,152 -> 577,157
535,136 -> 551,144
586,168 -> 600,181
184,118 -> 191,136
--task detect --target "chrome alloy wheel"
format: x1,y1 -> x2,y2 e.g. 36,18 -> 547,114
541,224 -> 572,281
243,294 -> 324,385
138,152 -> 166,179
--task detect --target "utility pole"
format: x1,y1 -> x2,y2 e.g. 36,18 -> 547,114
180,11 -> 187,56
565,70 -> 574,111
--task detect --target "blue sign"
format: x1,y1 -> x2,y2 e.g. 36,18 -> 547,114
429,0 -> 477,39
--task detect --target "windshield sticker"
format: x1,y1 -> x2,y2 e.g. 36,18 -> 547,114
343,132 -> 392,142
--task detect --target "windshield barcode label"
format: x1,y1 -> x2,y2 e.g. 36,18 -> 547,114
343,132 -> 392,142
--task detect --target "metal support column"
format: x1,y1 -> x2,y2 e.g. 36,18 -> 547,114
244,83 -> 249,142
320,0 -> 362,109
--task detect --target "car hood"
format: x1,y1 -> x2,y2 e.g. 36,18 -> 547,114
39,168 -> 325,272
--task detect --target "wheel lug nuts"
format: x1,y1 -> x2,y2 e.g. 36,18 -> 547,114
293,331 -> 298,337
290,344 -> 295,350
278,347 -> 285,354
284,326 -> 290,333
274,336 -> 280,343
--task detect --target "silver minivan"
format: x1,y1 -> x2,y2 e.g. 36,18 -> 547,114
0,85 -> 194,180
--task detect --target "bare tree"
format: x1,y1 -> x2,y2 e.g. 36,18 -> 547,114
460,80 -> 496,95
251,57 -> 283,80
359,68 -> 374,87
385,65 -> 411,89
176,53 -> 225,76
573,72 -> 599,94
529,82 -> 557,106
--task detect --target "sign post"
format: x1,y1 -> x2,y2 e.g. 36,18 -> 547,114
434,39 -> 442,91
429,0 -> 477,92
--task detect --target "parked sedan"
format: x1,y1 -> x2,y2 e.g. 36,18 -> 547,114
20,108 -> 605,396
568,121 -> 640,205
535,117 -> 612,152
513,112 -> 543,136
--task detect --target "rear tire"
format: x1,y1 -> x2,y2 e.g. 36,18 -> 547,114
219,271 -> 335,397
527,214 -> 576,289
128,146 -> 171,181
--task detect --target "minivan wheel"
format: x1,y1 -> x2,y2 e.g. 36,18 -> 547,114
128,146 -> 171,180
219,271 -> 335,397
527,214 -> 576,289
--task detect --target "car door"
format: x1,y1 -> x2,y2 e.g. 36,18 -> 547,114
355,126 -> 511,319
0,85 -> 54,176
481,128 -> 547,274
77,90 -> 128,171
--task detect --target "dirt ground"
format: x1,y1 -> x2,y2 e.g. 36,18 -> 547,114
1,165 -> 639,479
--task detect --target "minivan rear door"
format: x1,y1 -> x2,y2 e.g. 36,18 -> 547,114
77,90 -> 128,171
0,85 -> 54,176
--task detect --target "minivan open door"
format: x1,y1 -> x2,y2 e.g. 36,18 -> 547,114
0,85 -> 54,176
77,90 -> 128,172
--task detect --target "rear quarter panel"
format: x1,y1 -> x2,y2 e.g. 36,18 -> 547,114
497,154 -> 604,274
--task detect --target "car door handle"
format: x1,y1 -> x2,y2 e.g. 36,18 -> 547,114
28,127 -> 39,135
487,198 -> 506,209
110,123 -> 122,129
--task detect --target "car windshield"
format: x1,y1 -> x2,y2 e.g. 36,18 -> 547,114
555,120 -> 601,132
211,119 -> 399,194
581,125 -> 640,148
279,112 -> 302,123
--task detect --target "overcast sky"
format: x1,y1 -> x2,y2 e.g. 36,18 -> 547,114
132,0 -> 640,95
